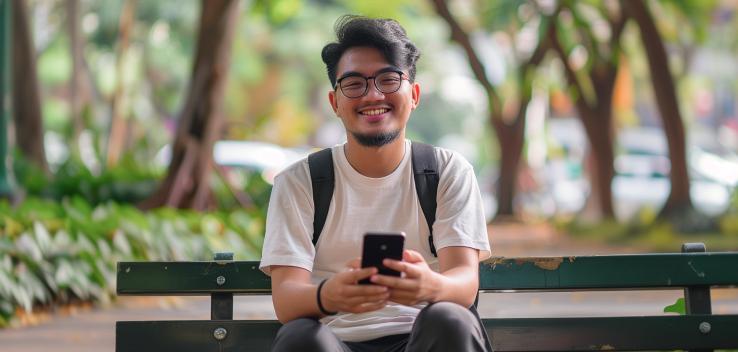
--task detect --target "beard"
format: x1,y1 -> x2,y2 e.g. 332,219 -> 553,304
351,129 -> 401,147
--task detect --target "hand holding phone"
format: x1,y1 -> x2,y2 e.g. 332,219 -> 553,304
359,232 -> 405,285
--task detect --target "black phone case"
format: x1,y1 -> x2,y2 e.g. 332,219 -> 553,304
359,233 -> 405,285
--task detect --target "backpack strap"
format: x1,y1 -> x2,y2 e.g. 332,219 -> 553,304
308,148 -> 334,246
411,142 -> 439,257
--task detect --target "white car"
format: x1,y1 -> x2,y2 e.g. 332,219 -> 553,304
156,141 -> 310,184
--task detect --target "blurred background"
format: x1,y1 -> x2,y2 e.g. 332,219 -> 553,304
0,0 -> 737,338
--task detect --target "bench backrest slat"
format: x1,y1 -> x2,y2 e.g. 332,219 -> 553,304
481,252 -> 738,290
117,261 -> 271,294
117,253 -> 738,295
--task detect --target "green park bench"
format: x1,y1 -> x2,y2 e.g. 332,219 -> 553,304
116,243 -> 738,351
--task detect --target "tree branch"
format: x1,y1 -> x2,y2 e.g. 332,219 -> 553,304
431,0 -> 501,113
548,20 -> 591,112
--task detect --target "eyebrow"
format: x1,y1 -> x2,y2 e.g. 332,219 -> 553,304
336,66 -> 403,82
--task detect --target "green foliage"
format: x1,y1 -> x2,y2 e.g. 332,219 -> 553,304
339,0 -> 418,20
481,0 -> 533,31
663,297 -> 686,315
657,0 -> 717,43
13,154 -> 162,205
253,0 -> 303,25
37,35 -> 72,85
719,187 -> 738,236
0,197 -> 265,327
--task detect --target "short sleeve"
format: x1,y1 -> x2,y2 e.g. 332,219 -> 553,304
259,160 -> 317,275
432,152 -> 491,261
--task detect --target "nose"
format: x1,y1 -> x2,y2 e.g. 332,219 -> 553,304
364,79 -> 386,100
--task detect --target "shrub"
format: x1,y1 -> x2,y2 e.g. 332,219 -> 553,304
0,197 -> 264,327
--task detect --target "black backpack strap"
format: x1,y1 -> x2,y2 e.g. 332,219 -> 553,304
308,148 -> 334,246
411,142 -> 439,257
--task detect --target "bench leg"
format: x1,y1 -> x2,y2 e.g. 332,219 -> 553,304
682,243 -> 713,352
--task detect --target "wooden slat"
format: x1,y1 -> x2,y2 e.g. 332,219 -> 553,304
480,252 -> 738,291
116,320 -> 279,352
116,315 -> 738,352
118,253 -> 738,295
117,261 -> 270,295
484,314 -> 738,351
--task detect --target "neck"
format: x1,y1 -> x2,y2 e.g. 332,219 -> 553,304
344,133 -> 406,178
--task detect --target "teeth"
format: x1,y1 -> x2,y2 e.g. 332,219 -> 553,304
362,108 -> 388,115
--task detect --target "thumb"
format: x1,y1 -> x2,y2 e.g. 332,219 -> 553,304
346,257 -> 361,270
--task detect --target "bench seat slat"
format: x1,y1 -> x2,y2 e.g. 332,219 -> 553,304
116,314 -> 738,352
485,315 -> 738,351
116,320 -> 279,352
117,253 -> 738,295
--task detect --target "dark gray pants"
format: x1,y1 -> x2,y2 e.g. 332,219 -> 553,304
271,302 -> 491,352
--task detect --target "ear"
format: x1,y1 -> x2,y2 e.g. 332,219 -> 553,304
411,82 -> 420,110
328,90 -> 339,115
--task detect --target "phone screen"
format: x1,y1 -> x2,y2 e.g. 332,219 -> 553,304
359,232 -> 405,285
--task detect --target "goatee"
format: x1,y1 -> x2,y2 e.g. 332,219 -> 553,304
351,129 -> 401,147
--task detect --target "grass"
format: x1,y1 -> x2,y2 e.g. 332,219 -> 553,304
558,212 -> 738,253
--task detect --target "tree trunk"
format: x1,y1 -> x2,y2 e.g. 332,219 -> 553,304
492,109 -> 526,218
106,0 -> 137,167
549,19 -> 619,220
431,0 -> 529,220
622,0 -> 692,217
140,0 -> 239,211
11,0 -> 48,173
66,0 -> 86,152
578,104 -> 616,219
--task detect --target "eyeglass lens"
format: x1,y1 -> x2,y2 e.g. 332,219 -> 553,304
339,71 -> 403,98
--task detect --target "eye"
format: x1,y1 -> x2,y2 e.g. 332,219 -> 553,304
379,77 -> 400,85
344,83 -> 363,89
341,78 -> 364,89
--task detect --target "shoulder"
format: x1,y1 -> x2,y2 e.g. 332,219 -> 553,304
273,156 -> 311,190
430,145 -> 475,176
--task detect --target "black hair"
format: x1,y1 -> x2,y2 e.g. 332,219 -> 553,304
321,15 -> 421,87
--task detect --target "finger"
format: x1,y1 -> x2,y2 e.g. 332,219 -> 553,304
383,259 -> 423,278
403,249 -> 425,263
341,267 -> 377,283
342,284 -> 388,296
370,274 -> 418,290
346,258 -> 361,270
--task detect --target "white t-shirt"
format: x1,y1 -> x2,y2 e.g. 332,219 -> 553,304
260,139 -> 491,342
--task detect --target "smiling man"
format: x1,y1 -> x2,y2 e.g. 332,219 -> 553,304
260,15 -> 492,352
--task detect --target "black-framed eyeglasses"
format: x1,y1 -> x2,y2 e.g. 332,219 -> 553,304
334,70 -> 409,98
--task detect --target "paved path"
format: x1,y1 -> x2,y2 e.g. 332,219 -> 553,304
2,222 -> 737,351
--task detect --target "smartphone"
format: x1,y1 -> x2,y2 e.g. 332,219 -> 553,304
359,232 -> 405,285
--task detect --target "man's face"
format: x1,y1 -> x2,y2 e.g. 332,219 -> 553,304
328,46 -> 420,146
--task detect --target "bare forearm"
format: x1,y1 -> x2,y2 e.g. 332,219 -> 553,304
434,266 -> 479,307
273,280 -> 322,323
271,264 -> 390,323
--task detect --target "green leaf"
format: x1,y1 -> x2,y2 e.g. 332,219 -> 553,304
663,297 -> 686,315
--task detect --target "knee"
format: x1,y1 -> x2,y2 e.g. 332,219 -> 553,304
271,318 -> 335,352
415,302 -> 477,337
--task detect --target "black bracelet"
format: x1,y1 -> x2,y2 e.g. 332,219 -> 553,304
317,279 -> 337,316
